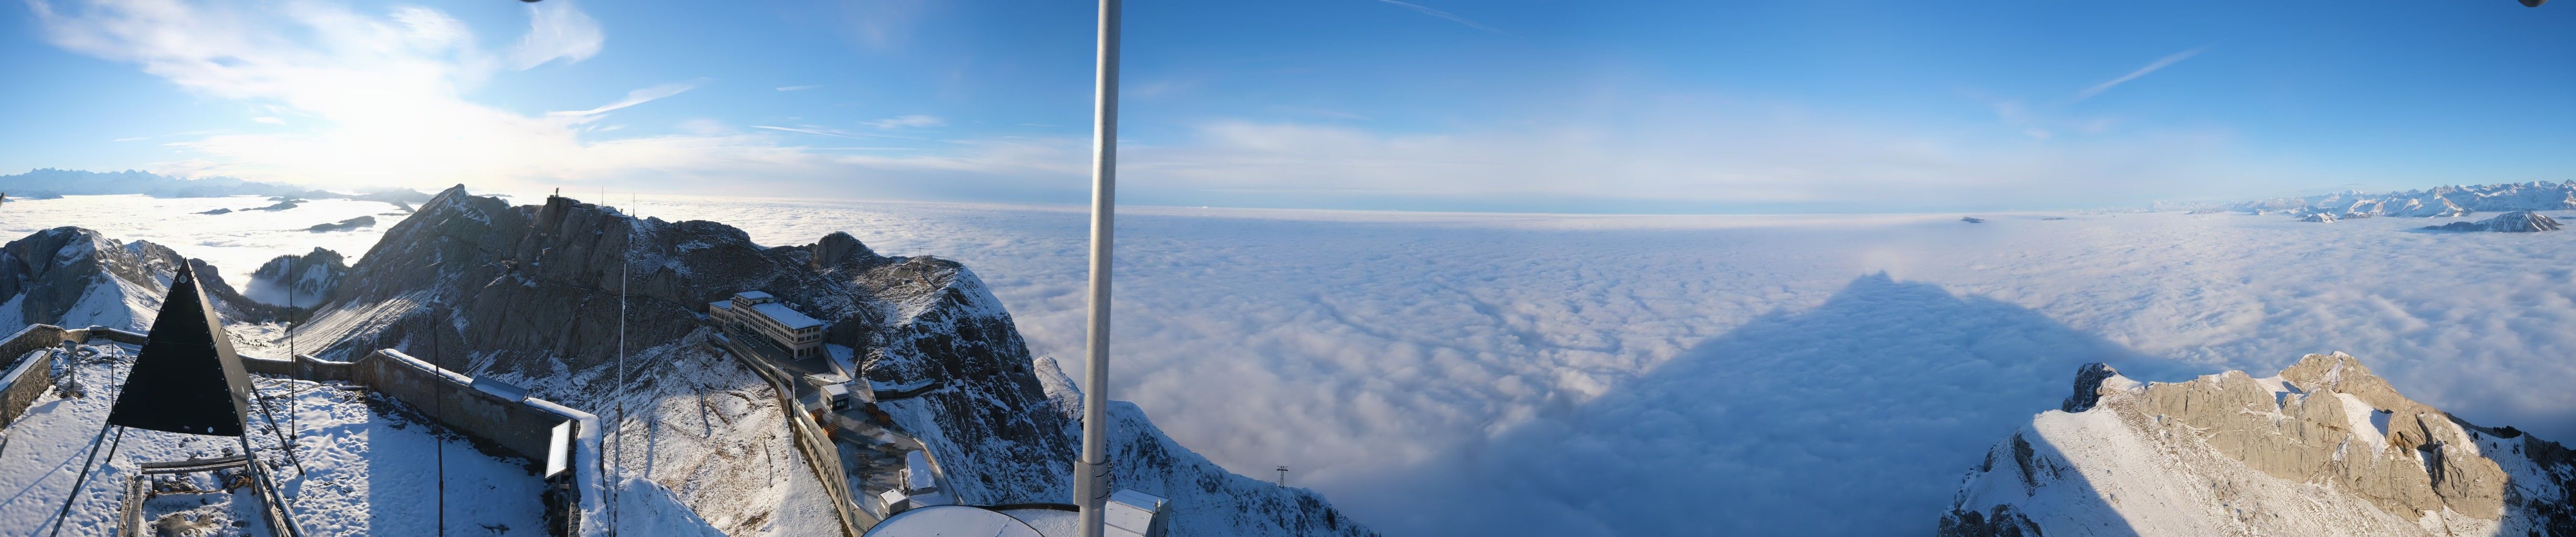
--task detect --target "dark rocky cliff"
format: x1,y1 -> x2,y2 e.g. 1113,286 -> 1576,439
295,186 -> 1376,536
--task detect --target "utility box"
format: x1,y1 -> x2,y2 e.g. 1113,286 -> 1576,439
1105,489 -> 1169,537
802,373 -> 852,411
820,383 -> 851,411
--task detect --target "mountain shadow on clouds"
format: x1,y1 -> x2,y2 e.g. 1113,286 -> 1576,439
1359,272 -> 2180,536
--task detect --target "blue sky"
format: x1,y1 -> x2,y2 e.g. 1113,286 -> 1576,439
3,0 -> 2571,212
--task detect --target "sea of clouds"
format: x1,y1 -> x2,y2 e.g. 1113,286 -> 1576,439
6,194 -> 2571,535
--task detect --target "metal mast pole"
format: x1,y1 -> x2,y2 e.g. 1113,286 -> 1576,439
1074,0 -> 1121,535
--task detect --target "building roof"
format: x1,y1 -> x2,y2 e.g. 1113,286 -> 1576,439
751,302 -> 826,330
734,290 -> 775,301
864,506 -> 1044,537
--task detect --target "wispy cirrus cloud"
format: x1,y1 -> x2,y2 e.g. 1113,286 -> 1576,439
865,114 -> 944,129
549,80 -> 704,118
507,0 -> 603,70
1368,0 -> 1514,36
2072,46 -> 2211,102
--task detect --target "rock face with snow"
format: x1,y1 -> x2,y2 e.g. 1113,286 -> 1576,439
251,247 -> 349,305
2422,210 -> 2564,233
1939,354 -> 2575,536
2301,212 -> 2338,223
296,186 -> 1376,536
0,227 -> 275,330
2170,180 -> 2576,218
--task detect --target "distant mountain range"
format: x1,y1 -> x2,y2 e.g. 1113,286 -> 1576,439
2157,180 -> 2576,217
0,168 -> 428,203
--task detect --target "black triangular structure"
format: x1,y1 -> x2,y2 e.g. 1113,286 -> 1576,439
105,264 -> 254,436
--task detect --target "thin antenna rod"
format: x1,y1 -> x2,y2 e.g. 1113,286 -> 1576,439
614,194 -> 631,535
431,315 -> 445,536
1074,0 -> 1121,535
288,279 -> 300,474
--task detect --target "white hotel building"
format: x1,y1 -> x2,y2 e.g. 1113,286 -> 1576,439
710,291 -> 827,358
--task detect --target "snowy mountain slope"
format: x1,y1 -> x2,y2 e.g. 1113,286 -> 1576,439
288,187 -> 1375,536
2168,180 -> 2576,217
2422,210 -> 2564,233
249,246 -> 349,307
0,227 -> 278,331
1941,355 -> 2575,536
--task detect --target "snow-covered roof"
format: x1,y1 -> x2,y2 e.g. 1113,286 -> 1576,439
734,290 -> 775,301
1105,489 -> 1167,536
865,506 -> 1044,537
709,300 -> 732,311
751,302 -> 825,330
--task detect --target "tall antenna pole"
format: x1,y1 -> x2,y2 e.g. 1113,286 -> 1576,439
288,276 -> 298,469
1074,0 -> 1121,535
613,193 -> 632,535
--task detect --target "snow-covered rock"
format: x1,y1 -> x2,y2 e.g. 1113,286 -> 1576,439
2301,212 -> 2338,223
2421,210 -> 2563,233
0,227 -> 276,331
251,247 -> 348,307
1939,355 -> 2575,536
291,186 -> 1376,536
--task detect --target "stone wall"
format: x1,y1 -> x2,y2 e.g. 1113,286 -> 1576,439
0,325 -> 148,426
0,325 -> 65,426
352,349 -> 564,464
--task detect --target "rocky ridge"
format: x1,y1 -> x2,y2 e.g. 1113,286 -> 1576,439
1940,354 -> 2574,536
251,247 -> 349,307
2422,210 -> 2564,233
2161,180 -> 2576,218
0,227 -> 278,330
288,186 -> 1376,536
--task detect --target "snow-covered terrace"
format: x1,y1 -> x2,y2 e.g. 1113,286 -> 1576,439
0,325 -> 600,536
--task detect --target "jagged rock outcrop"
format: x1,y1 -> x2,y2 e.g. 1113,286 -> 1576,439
0,227 -> 276,330
2422,210 -> 2563,232
808,231 -> 878,271
295,186 -> 1378,536
2059,362 -> 2118,412
2301,212 -> 2338,223
1941,353 -> 2576,536
251,247 -> 348,306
